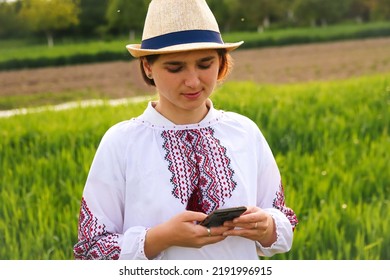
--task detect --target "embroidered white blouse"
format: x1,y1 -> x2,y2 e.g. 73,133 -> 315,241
74,100 -> 298,260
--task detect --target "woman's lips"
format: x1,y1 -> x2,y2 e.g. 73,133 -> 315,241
182,90 -> 202,99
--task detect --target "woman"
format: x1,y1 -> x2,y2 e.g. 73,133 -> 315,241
73,0 -> 298,260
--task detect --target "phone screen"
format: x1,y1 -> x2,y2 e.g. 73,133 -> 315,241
200,206 -> 247,227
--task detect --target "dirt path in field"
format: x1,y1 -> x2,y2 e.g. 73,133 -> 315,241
0,37 -> 389,99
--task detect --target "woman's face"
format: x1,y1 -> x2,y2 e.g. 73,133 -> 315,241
142,49 -> 220,121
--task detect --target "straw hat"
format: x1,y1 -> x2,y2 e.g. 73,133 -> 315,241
126,0 -> 243,58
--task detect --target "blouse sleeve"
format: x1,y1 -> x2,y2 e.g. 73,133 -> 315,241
255,129 -> 298,257
73,124 -> 158,260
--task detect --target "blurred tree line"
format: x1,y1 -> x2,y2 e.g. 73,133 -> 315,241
1,0 -> 389,46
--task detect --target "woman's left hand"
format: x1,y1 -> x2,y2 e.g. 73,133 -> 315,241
222,206 -> 277,247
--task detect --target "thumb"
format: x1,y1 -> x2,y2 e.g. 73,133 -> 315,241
182,211 -> 208,223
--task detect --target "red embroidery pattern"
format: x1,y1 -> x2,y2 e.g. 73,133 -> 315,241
73,197 -> 121,259
273,183 -> 298,231
162,128 -> 237,214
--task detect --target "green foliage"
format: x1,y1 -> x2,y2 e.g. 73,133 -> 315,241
368,0 -> 390,21
105,0 -> 148,37
0,38 -> 131,70
212,74 -> 390,260
0,1 -> 23,37
223,21 -> 390,48
293,0 -> 352,26
1,21 -> 389,71
77,0 -> 109,36
208,0 -> 241,32
0,73 -> 389,259
0,90 -> 108,111
0,101 -> 147,259
1,0 -> 390,40
19,0 -> 80,46
20,0 -> 80,32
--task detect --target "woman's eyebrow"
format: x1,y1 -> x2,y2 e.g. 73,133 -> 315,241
198,56 -> 216,62
163,55 -> 217,66
163,61 -> 184,66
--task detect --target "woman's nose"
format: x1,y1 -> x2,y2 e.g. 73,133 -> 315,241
184,69 -> 201,88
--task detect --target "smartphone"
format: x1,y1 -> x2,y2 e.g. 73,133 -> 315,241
200,206 -> 247,227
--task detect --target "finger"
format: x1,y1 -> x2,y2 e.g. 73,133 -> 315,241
226,223 -> 255,230
234,213 -> 263,223
201,228 -> 228,244
224,212 -> 265,227
241,206 -> 259,215
182,211 -> 208,222
222,228 -> 255,238
223,220 -> 255,229
202,235 -> 227,244
200,225 -> 232,236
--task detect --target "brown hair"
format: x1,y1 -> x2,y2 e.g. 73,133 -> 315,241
139,49 -> 233,87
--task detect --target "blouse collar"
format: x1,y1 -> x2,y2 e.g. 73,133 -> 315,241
136,99 -> 223,130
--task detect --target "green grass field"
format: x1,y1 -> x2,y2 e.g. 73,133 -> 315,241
0,73 -> 389,259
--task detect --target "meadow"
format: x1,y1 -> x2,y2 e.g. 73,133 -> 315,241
0,72 -> 389,260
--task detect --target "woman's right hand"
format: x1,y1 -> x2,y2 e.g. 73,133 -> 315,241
144,210 -> 232,259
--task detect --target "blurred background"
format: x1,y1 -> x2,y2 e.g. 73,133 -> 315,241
1,0 -> 390,109
1,0 -> 390,44
0,0 -> 389,260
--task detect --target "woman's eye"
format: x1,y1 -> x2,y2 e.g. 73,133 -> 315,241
198,63 -> 212,69
167,67 -> 182,73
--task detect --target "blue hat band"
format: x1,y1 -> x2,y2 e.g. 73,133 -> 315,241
141,30 -> 224,50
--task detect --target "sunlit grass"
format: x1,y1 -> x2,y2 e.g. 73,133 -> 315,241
0,73 -> 389,259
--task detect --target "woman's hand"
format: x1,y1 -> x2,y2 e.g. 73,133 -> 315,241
222,206 -> 277,247
144,210 -> 232,259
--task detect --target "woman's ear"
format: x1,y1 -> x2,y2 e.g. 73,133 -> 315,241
142,58 -> 152,77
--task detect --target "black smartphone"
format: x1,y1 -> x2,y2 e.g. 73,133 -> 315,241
200,206 -> 247,227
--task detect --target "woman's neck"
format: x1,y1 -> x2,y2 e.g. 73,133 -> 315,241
153,101 -> 210,125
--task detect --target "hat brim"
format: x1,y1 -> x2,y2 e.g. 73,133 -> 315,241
126,41 -> 243,58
